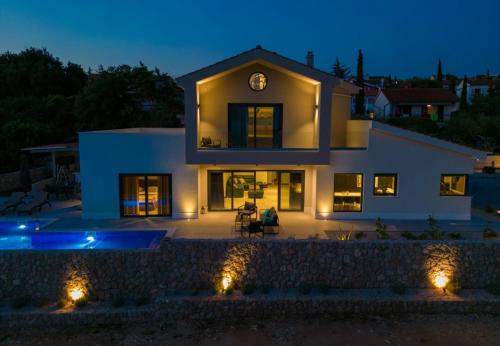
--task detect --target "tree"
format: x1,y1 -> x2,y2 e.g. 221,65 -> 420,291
460,75 -> 468,110
437,58 -> 443,82
75,64 -> 183,131
355,49 -> 365,115
332,57 -> 350,79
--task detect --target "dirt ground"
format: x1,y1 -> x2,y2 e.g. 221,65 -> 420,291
1,314 -> 500,346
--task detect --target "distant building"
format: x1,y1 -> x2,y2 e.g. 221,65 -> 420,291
456,78 -> 496,104
374,88 -> 459,121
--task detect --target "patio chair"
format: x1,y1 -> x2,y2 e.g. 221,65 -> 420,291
261,207 -> 280,234
17,191 -> 51,215
234,202 -> 258,231
0,192 -> 26,214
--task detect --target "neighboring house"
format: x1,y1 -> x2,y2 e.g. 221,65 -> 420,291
456,78 -> 495,104
373,88 -> 459,121
350,84 -> 379,114
79,46 -> 485,220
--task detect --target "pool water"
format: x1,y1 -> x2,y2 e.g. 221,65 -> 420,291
0,230 -> 167,250
0,220 -> 51,232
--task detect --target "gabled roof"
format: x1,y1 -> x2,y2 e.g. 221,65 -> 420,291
381,88 -> 458,104
176,45 -> 344,88
371,121 -> 486,160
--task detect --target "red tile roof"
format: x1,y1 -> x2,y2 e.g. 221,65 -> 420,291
382,88 -> 459,104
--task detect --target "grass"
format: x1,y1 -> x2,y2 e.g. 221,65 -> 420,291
483,225 -> 497,239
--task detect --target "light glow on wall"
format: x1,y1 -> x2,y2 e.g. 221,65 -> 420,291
433,272 -> 449,289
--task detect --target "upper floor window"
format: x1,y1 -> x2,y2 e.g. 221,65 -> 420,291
373,174 -> 397,196
249,72 -> 267,91
440,174 -> 468,196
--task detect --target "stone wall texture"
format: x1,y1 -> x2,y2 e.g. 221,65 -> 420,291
1,239 -> 500,301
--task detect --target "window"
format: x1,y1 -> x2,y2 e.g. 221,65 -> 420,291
120,174 -> 172,217
228,104 -> 282,148
333,173 -> 363,212
440,175 -> 467,196
373,174 -> 397,196
248,72 -> 267,91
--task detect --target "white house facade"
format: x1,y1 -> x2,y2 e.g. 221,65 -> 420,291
79,47 -> 485,221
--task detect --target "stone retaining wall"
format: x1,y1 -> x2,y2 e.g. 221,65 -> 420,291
1,239 -> 500,301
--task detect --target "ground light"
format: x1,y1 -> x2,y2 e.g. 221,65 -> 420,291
222,276 -> 231,291
18,224 -> 26,230
68,287 -> 84,302
433,272 -> 449,291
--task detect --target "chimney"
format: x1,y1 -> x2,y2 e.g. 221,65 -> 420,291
306,51 -> 314,67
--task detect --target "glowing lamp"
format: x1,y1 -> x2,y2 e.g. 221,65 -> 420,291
68,288 -> 84,302
222,276 -> 231,291
434,272 -> 449,289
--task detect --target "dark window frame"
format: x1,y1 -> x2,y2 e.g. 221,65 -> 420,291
333,173 -> 364,213
228,103 -> 283,149
440,174 -> 468,197
119,173 -> 173,217
373,173 -> 398,196
207,169 -> 304,212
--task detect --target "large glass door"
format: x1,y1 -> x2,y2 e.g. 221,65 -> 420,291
229,104 -> 282,148
120,174 -> 172,217
208,170 -> 303,211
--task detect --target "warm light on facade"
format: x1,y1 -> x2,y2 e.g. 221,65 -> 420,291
222,276 -> 231,291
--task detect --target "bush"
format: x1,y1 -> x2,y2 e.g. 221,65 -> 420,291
391,285 -> 406,295
486,283 -> 500,296
482,166 -> 496,174
424,215 -> 445,240
446,281 -> 462,294
354,231 -> 365,240
483,225 -> 497,239
448,232 -> 463,240
375,217 -> 390,239
134,296 -> 151,306
401,231 -> 420,240
484,204 -> 496,214
335,226 -> 351,241
74,296 -> 89,308
298,284 -> 311,295
11,297 -> 30,309
318,284 -> 330,294
112,296 -> 125,308
242,285 -> 255,295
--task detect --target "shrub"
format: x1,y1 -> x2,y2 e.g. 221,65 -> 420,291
446,281 -> 462,294
298,284 -> 311,295
482,166 -> 495,174
242,285 -> 255,295
318,284 -> 330,294
424,215 -> 445,240
11,297 -> 30,309
401,231 -> 420,240
483,225 -> 497,239
354,231 -> 365,240
57,298 -> 67,308
448,232 -> 463,240
260,286 -> 270,294
391,285 -> 406,295
335,226 -> 351,241
375,217 -> 390,239
112,296 -> 125,308
486,283 -> 500,296
134,296 -> 151,306
484,205 -> 496,214
74,296 -> 89,308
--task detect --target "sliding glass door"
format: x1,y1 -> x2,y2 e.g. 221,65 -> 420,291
208,170 -> 303,211
229,104 -> 282,148
120,174 -> 172,217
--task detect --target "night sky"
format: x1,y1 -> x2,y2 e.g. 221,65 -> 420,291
1,0 -> 499,78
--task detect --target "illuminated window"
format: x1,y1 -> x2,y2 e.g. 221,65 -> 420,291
373,174 -> 397,196
120,174 -> 171,216
333,173 -> 363,212
440,175 -> 467,196
248,72 -> 267,91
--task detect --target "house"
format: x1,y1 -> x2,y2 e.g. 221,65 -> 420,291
79,46 -> 485,221
456,78 -> 495,104
373,88 -> 459,121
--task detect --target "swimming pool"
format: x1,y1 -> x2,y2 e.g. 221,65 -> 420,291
0,219 -> 52,232
0,230 -> 168,250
